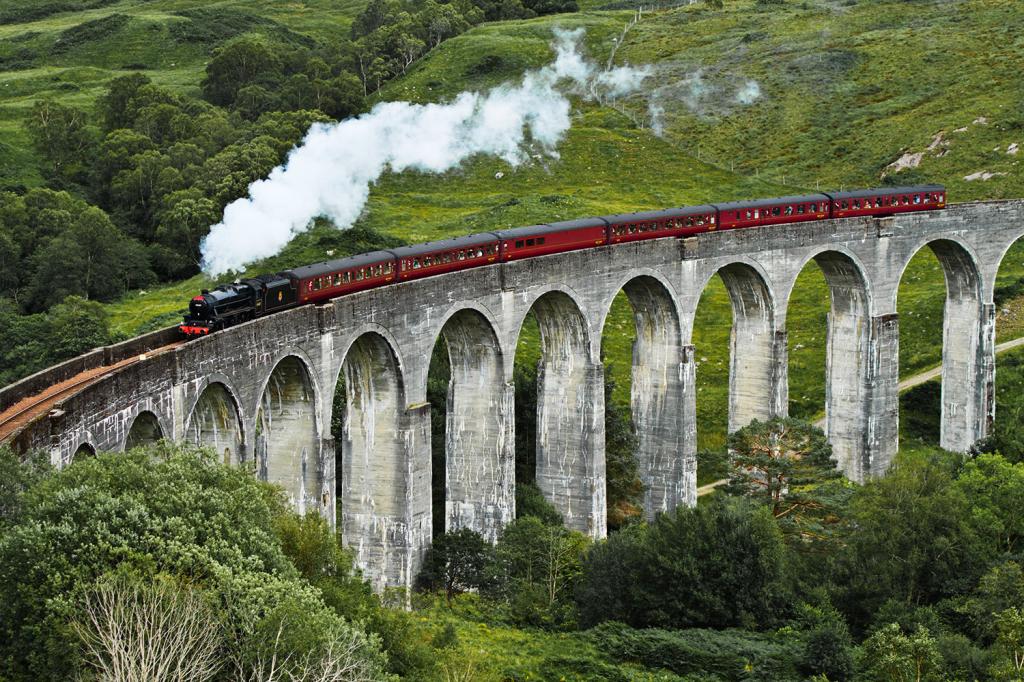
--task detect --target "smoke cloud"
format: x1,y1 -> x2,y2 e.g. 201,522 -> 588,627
735,79 -> 761,105
201,28 -> 650,275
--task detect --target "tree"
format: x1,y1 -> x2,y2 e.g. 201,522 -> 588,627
833,449 -> 992,632
576,496 -> 791,630
858,623 -> 944,682
416,528 -> 494,603
46,296 -> 114,359
955,453 -> 1024,554
157,189 -> 220,267
489,516 -> 588,628
604,367 -> 643,529
0,444 -> 390,681
202,38 -> 282,107
24,99 -> 95,179
97,72 -> 152,132
73,574 -> 223,682
726,417 -> 845,543
993,607 -> 1024,681
29,207 -> 151,308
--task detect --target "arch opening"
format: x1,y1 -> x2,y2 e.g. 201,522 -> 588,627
337,332 -> 409,590
125,411 -> 163,450
601,276 -> 688,526
785,251 -> 871,480
978,235 -> 1024,455
256,356 -> 320,515
514,290 -> 604,537
73,442 -> 95,460
427,310 -> 511,541
897,240 -> 985,451
186,382 -> 244,466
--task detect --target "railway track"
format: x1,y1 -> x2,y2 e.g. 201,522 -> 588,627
0,340 -> 185,445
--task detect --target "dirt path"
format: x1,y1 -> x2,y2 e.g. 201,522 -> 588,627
697,336 -> 1024,496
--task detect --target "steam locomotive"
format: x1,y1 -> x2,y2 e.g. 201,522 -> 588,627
180,185 -> 945,337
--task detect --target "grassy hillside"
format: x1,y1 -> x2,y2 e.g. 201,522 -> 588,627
0,0 -> 363,188
4,0 -> 1024,451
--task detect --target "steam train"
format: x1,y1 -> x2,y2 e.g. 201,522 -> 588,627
180,185 -> 946,337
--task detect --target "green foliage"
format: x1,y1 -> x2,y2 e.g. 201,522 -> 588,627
0,447 -> 51,531
726,417 -> 840,517
793,600 -> 855,681
417,528 -> 496,602
603,365 -> 642,529
24,99 -> 94,180
577,496 -> 790,630
833,449 -> 992,632
0,443 -> 389,681
858,623 -> 944,682
0,296 -> 117,386
488,516 -> 589,629
514,481 -> 563,525
588,620 -> 800,681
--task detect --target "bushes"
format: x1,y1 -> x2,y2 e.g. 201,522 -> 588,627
588,621 -> 801,681
0,444 -> 391,681
577,496 -> 791,630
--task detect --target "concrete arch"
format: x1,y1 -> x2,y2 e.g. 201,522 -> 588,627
124,410 -> 165,450
185,381 -> 245,466
337,331 -> 416,591
517,289 -> 605,537
432,308 -> 513,541
897,239 -> 988,452
788,249 -> 874,480
511,284 -> 598,365
255,354 -> 321,515
605,273 -> 692,520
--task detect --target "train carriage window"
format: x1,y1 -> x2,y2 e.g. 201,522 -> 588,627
925,193 -> 932,203
914,194 -> 921,204
526,238 -> 535,246
688,217 -> 695,226
537,238 -> 545,245
735,211 -> 741,220
386,263 -> 393,274
313,278 -> 321,291
332,274 -> 341,286
745,210 -> 753,219
443,253 -> 452,264
475,249 -> 483,258
785,206 -> 794,216
412,258 -> 420,269
853,199 -> 861,209
307,281 -> 314,292
696,216 -> 705,225
841,200 -> 848,210
458,250 -> 466,260
772,207 -> 781,216
710,214 -> 715,224
343,272 -> 351,283
515,240 -> 524,248
810,202 -> 818,212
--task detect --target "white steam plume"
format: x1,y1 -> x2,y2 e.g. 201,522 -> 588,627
735,79 -> 761,105
201,28 -> 650,276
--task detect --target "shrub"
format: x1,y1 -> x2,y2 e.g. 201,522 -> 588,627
588,621 -> 800,681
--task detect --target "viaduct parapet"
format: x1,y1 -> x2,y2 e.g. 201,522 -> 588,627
6,200 -> 1022,591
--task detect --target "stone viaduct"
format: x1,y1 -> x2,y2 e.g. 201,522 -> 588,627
5,200 -> 1023,590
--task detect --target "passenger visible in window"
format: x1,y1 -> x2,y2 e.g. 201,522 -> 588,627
412,259 -> 420,269
785,206 -> 794,216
